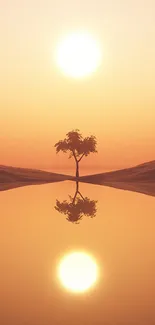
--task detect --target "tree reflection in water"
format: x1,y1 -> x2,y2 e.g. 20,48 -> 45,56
55,182 -> 98,224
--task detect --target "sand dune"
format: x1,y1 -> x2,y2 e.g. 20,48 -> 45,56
0,161 -> 155,197
79,160 -> 155,182
0,165 -> 74,191
78,160 -> 155,197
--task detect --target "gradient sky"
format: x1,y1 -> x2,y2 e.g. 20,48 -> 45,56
1,0 -> 155,170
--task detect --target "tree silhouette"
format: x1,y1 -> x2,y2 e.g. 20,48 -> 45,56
54,181 -> 98,224
54,129 -> 97,177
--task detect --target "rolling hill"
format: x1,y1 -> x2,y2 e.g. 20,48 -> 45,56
0,165 -> 74,191
0,161 -> 155,196
78,160 -> 155,197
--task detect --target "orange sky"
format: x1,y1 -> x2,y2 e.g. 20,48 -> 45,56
1,0 -> 155,171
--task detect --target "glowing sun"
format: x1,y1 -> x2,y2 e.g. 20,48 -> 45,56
56,32 -> 101,78
58,252 -> 98,293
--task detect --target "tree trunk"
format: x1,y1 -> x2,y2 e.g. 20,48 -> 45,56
76,181 -> 79,193
75,160 -> 79,178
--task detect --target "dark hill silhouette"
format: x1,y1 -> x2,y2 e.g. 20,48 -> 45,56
0,161 -> 155,196
0,165 -> 74,191
79,160 -> 155,183
78,160 -> 155,197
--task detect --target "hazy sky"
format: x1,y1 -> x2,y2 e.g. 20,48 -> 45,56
1,0 -> 155,170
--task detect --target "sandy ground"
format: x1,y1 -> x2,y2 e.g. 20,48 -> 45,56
78,161 -> 155,197
0,161 -> 155,196
0,165 -> 74,191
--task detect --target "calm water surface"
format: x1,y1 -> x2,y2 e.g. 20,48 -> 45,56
0,181 -> 155,325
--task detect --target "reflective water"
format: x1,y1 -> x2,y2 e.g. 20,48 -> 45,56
0,181 -> 155,325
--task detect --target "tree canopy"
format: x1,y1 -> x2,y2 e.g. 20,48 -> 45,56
54,129 -> 97,162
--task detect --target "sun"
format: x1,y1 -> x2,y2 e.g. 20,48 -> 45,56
58,251 -> 98,293
56,32 -> 102,78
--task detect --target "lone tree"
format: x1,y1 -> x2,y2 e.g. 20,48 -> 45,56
54,129 -> 97,177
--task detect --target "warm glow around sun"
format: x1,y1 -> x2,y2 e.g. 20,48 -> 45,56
56,32 -> 102,78
58,252 -> 98,293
